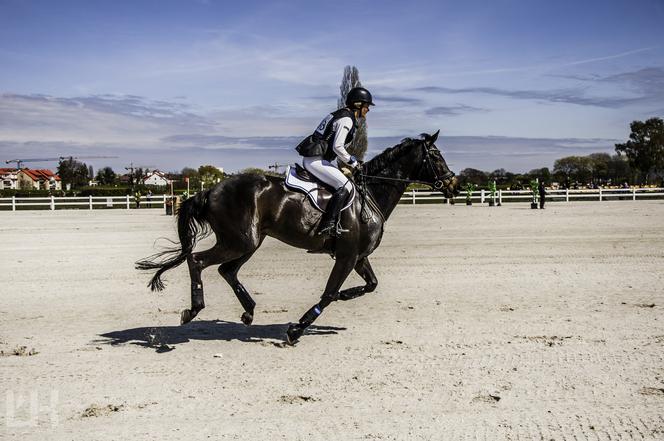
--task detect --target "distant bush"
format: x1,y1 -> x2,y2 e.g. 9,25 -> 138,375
0,189 -> 53,198
78,188 -> 132,197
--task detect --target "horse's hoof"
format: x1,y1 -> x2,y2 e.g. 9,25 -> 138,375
241,312 -> 253,326
286,324 -> 303,345
180,309 -> 193,325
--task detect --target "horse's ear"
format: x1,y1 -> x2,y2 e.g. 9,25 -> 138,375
422,130 -> 440,146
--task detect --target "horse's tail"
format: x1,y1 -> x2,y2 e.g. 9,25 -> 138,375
135,190 -> 212,292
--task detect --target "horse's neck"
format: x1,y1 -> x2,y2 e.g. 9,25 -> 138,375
366,151 -> 421,220
368,181 -> 409,220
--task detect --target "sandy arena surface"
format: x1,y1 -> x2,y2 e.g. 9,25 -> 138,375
1,201 -> 663,440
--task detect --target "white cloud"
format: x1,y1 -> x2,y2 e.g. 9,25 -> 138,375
0,93 -> 217,145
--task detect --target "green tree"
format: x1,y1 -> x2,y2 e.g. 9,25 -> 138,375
135,167 -> 145,185
615,117 -> 664,184
198,165 -> 224,187
488,168 -> 506,185
338,65 -> 368,160
458,168 -> 488,186
528,167 -> 551,183
180,167 -> 200,189
240,167 -> 266,175
57,158 -> 89,188
181,167 -> 199,181
553,156 -> 592,185
587,153 -> 611,184
607,154 -> 632,185
95,166 -> 117,185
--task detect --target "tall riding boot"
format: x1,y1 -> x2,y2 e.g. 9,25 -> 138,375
317,187 -> 349,237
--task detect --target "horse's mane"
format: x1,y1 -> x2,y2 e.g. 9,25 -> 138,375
364,135 -> 425,176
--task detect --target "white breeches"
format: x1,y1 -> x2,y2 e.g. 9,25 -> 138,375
302,157 -> 353,192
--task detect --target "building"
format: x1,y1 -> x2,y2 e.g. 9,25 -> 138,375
0,168 -> 19,190
17,169 -> 62,191
142,170 -> 170,187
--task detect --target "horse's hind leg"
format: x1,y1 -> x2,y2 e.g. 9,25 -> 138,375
218,251 -> 258,325
182,245 -> 236,325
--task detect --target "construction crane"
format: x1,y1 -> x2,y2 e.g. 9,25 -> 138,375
124,162 -> 156,187
5,156 -> 118,169
124,162 -> 156,173
267,163 -> 289,173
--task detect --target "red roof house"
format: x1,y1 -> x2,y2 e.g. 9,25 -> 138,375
17,169 -> 62,191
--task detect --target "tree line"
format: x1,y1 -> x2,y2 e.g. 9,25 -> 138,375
56,116 -> 663,192
459,153 -> 632,189
53,161 -> 230,190
459,117 -> 664,188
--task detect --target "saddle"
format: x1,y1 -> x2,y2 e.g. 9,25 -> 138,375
284,164 -> 355,212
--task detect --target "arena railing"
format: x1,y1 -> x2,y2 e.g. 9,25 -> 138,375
0,194 -> 168,211
1,188 -> 663,210
398,187 -> 664,204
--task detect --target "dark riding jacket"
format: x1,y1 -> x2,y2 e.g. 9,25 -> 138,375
296,108 -> 356,163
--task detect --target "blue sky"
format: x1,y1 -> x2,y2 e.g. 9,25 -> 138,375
1,0 -> 663,174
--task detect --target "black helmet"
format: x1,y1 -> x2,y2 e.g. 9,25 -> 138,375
345,87 -> 375,108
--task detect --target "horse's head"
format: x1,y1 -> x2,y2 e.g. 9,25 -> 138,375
418,130 -> 459,198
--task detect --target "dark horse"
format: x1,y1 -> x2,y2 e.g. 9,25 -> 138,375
136,131 -> 458,343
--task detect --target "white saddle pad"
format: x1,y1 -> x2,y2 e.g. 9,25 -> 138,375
284,165 -> 355,213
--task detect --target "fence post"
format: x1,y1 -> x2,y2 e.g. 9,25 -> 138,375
126,195 -> 130,209
12,195 -> 16,211
498,190 -> 502,205
411,189 -> 415,205
481,189 -> 485,204
50,196 -> 55,210
88,195 -> 93,210
566,188 -> 569,202
599,187 -> 602,201
163,194 -> 166,207
632,188 -> 636,201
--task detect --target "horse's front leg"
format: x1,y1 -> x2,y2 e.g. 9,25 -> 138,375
338,257 -> 377,301
286,255 -> 358,344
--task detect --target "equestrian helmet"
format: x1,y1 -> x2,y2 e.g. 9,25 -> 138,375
346,87 -> 375,108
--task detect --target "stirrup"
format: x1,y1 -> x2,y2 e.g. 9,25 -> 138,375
317,222 -> 337,237
318,220 -> 349,238
334,219 -> 349,235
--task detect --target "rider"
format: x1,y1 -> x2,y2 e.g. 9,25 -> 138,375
297,86 -> 375,236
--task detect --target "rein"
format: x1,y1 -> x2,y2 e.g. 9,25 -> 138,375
355,172 -> 386,224
353,140 -> 454,223
359,141 -> 455,190
358,173 -> 441,187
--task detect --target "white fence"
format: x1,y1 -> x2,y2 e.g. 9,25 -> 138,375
1,188 -> 663,211
0,195 -> 168,211
399,187 -> 664,204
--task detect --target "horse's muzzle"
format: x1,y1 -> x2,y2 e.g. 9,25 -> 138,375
441,176 -> 459,199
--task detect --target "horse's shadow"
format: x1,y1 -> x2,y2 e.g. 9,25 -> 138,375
97,320 -> 345,352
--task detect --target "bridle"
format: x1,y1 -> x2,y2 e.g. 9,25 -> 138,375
355,140 -> 455,223
359,140 -> 455,190
422,143 -> 455,190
